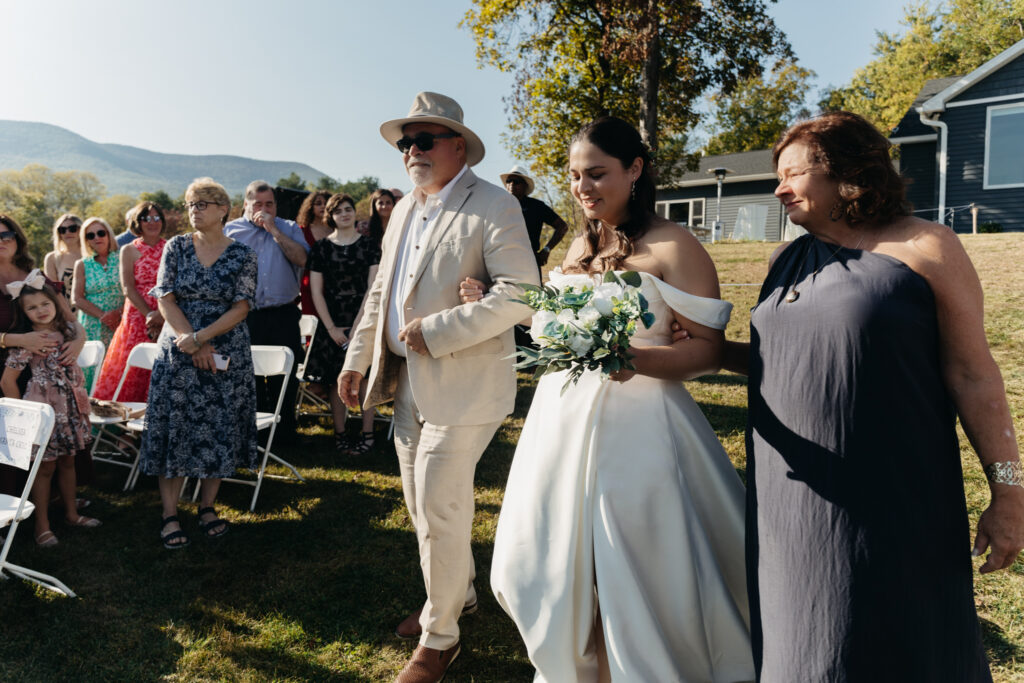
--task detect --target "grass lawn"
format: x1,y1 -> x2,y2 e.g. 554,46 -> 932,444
1,234 -> 1021,682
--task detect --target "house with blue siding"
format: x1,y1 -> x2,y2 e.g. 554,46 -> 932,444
655,149 -> 790,241
890,37 -> 1024,232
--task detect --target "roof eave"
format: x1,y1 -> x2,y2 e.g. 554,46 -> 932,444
920,38 -> 1024,113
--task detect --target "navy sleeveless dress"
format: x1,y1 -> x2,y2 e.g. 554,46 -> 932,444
746,235 -> 991,682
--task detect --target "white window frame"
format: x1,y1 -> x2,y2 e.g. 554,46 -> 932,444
656,198 -> 705,226
983,101 -> 1024,189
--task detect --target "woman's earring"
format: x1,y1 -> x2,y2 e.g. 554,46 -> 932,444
630,180 -> 636,200
829,201 -> 844,222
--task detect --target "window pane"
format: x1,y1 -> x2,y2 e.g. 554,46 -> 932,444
691,199 -> 704,225
988,106 -> 1024,186
654,202 -> 668,219
667,202 -> 691,224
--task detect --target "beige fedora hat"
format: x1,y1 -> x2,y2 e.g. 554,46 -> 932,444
499,164 -> 535,195
379,92 -> 485,167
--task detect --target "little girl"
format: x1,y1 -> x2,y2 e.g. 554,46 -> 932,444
0,271 -> 98,547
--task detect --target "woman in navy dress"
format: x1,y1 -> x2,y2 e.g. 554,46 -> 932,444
715,111 -> 1023,681
140,177 -> 258,550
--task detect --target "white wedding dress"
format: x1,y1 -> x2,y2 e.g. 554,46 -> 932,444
491,271 -> 754,683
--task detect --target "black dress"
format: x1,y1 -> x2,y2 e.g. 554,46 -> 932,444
303,236 -> 380,384
746,235 -> 991,682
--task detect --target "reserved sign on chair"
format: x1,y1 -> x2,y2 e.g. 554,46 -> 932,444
0,404 -> 42,469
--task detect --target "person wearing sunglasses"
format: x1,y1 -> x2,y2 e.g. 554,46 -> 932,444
43,213 -> 84,312
499,165 -> 568,270
224,180 -> 310,445
0,214 -> 87,498
337,91 -> 538,683
91,201 -> 168,402
71,217 -> 124,388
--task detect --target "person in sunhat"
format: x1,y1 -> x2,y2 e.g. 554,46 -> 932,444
337,91 -> 539,683
499,164 -> 568,268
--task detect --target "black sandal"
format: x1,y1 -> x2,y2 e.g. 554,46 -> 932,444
335,431 -> 351,452
347,431 -> 375,456
197,506 -> 229,539
161,515 -> 190,550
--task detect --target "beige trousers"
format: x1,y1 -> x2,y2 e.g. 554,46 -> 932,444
393,361 -> 503,650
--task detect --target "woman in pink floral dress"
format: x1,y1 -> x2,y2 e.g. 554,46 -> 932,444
93,202 -> 167,401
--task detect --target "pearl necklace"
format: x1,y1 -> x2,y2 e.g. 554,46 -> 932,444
784,233 -> 865,303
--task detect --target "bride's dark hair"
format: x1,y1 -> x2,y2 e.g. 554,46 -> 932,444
570,116 -> 656,273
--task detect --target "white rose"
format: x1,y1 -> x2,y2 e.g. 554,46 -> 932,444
591,283 -> 623,316
576,304 -> 602,331
556,308 -> 578,327
567,332 -> 594,356
530,310 -> 557,344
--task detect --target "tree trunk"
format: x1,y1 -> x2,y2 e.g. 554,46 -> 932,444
639,0 -> 660,153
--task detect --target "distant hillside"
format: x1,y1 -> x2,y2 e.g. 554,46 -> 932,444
0,120 -> 329,197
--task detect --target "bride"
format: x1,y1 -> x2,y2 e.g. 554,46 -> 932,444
462,117 -> 754,682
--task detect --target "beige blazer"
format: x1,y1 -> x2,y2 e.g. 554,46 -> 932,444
342,169 -> 540,426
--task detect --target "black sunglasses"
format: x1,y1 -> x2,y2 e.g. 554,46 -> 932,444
396,132 -> 460,154
86,230 -> 108,240
0,231 -> 17,242
58,224 -> 80,234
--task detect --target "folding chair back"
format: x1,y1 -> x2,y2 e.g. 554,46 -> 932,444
299,314 -> 318,340
92,342 -> 158,490
112,343 -> 160,400
76,340 -> 106,396
0,399 -> 75,597
206,345 -> 303,511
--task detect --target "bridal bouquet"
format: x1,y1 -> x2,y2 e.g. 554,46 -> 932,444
514,271 -> 655,394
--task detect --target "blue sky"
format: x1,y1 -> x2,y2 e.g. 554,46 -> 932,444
1,0 -> 917,193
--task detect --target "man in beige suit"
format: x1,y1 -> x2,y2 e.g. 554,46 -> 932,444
338,92 -> 539,683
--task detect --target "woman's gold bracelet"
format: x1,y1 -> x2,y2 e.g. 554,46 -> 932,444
0,333 -> 7,349
985,461 -> 1023,487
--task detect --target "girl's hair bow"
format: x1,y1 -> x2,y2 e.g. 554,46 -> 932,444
6,269 -> 46,298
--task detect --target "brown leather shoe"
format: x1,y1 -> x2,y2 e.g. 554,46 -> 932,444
394,601 -> 478,640
395,643 -> 460,683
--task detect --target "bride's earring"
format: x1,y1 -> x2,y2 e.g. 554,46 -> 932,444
630,180 -> 636,200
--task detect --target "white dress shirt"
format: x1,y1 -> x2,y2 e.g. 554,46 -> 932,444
386,165 -> 470,357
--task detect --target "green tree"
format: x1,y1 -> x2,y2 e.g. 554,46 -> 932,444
821,0 -> 1024,131
314,175 -> 342,193
461,0 -> 791,186
138,189 -> 179,211
277,172 -> 306,190
0,164 -> 106,263
87,194 -> 137,235
336,176 -> 380,203
704,61 -> 815,155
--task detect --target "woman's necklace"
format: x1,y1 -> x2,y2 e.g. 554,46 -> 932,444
784,233 -> 865,303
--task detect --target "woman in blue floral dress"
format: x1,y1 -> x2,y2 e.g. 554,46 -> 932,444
139,178 -> 258,550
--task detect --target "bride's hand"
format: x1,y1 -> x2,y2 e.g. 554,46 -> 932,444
609,367 -> 637,383
459,277 -> 487,303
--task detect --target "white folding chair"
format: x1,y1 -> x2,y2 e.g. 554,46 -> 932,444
0,399 -> 75,597
91,343 -> 158,490
203,345 -> 304,511
294,314 -> 332,420
76,340 -> 106,396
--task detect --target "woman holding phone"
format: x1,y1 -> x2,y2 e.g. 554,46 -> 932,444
138,177 -> 259,550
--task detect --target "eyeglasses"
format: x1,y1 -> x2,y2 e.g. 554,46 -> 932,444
0,231 -> 17,242
58,225 -> 80,235
186,201 -> 220,211
139,216 -> 162,223
86,230 -> 108,240
396,132 -> 460,154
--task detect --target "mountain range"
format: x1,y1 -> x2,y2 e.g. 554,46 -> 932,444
0,120 -> 329,197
